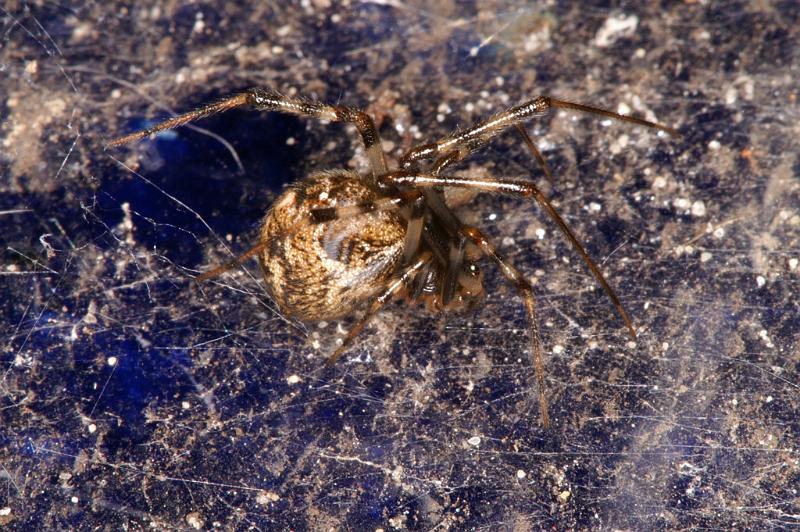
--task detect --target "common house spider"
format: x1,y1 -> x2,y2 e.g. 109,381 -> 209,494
108,87 -> 677,427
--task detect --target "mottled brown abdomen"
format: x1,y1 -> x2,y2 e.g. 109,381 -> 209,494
258,170 -> 405,321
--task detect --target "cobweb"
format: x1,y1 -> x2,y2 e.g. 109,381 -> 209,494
2,1 -> 799,529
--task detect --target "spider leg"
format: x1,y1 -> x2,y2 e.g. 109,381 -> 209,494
195,240 -> 270,283
403,194 -> 427,265
515,124 -> 555,186
107,87 -> 388,179
400,95 -> 677,172
325,252 -> 431,367
383,171 -> 637,338
463,225 -> 550,428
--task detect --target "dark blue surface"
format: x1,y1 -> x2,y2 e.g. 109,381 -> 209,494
2,1 -> 799,530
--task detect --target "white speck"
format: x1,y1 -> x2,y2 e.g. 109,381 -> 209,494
713,227 -> 725,239
488,213 -> 497,221
318,191 -> 328,201
756,275 -> 766,288
467,436 -> 481,447
257,491 -> 280,505
673,198 -> 690,210
464,102 -> 475,113
287,374 -> 301,385
502,236 -> 515,247
286,137 -> 296,145
182,401 -> 191,409
107,356 -> 117,367
662,342 -> 669,351
758,329 -> 774,348
552,345 -> 564,355
495,76 -> 505,87
535,228 -> 546,240
88,423 -> 97,433
0,507 -> 10,516
436,114 -> 445,122
644,301 -> 650,310
330,13 -> 341,23
610,133 -> 629,155
709,140 -> 721,150
634,48 -> 646,58
588,202 -> 602,213
725,87 -> 738,105
71,496 -> 78,504
271,45 -> 284,55
192,18 -> 205,34
653,176 -> 667,188
617,102 -> 632,116
691,200 -> 706,217
469,46 -> 479,57
788,258 -> 798,271
700,251 -> 712,263
626,341 -> 637,349
594,14 -> 638,47
186,513 -> 203,529
516,469 -> 526,479
765,395 -> 773,403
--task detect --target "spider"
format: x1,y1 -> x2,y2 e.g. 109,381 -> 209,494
108,87 -> 677,427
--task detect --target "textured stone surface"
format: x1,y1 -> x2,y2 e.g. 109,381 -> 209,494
2,1 -> 798,529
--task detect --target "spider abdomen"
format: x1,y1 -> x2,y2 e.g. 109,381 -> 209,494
258,170 -> 406,321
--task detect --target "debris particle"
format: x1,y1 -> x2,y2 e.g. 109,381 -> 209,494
593,14 -> 639,47
691,200 -> 706,217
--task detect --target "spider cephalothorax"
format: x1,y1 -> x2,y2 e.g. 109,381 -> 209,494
108,87 -> 676,427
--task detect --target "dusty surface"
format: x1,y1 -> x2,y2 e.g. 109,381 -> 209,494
1,1 -> 798,529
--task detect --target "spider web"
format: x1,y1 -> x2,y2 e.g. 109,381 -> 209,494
2,1 -> 799,529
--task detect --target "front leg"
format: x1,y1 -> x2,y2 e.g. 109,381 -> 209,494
400,95 -> 677,174
107,87 -> 388,179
